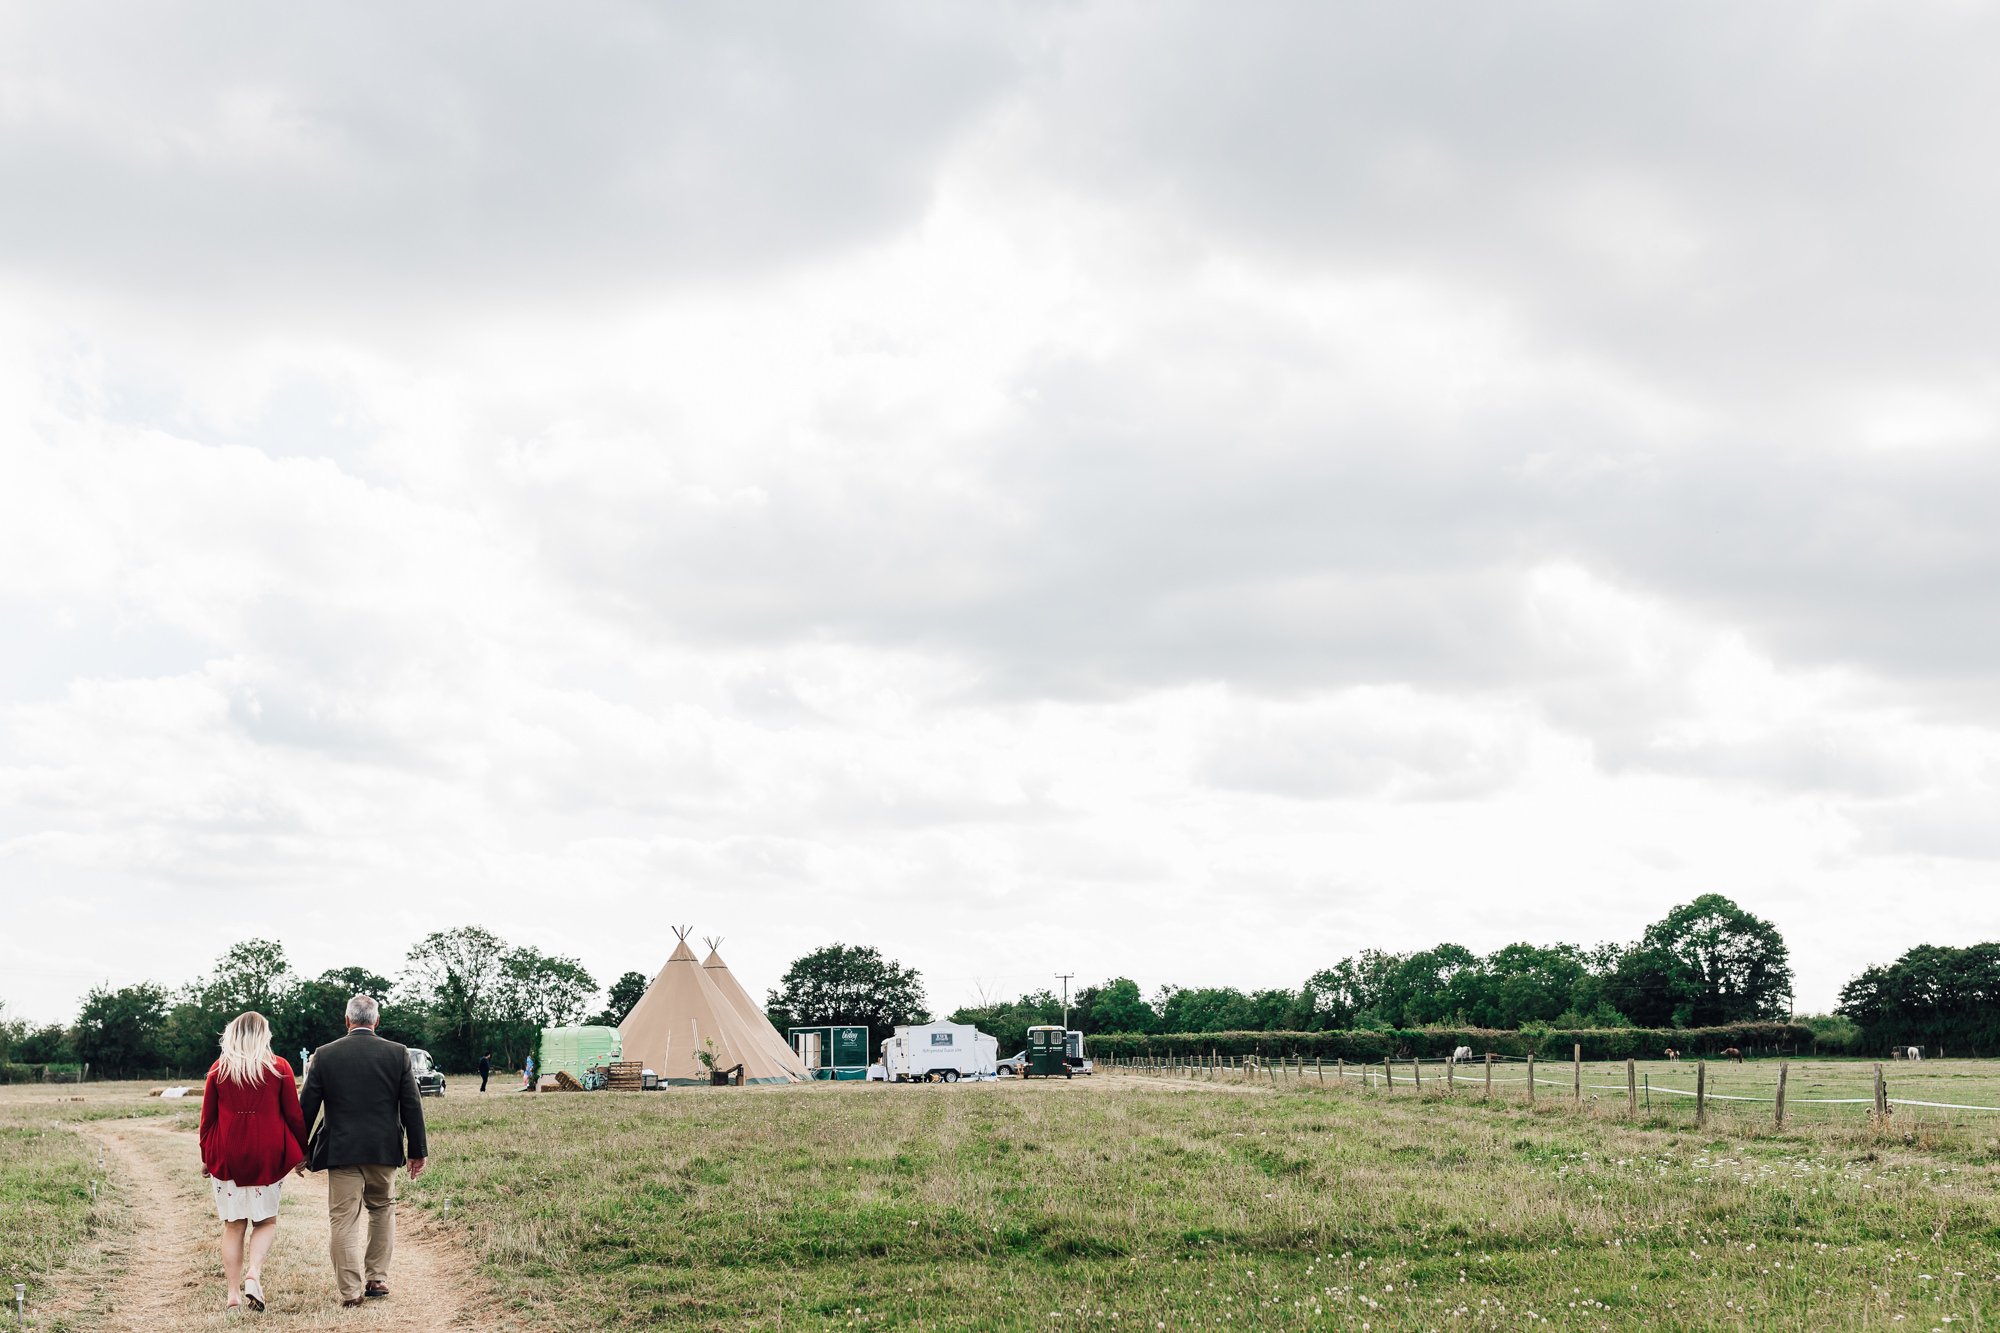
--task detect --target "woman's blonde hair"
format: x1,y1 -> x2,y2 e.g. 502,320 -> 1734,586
216,1011 -> 281,1085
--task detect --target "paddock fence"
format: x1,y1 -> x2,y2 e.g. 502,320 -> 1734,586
1100,1047 -> 2000,1128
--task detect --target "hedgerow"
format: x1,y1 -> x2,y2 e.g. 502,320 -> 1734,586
1086,1023 -> 1816,1062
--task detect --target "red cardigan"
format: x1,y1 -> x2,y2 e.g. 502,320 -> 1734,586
199,1058 -> 308,1188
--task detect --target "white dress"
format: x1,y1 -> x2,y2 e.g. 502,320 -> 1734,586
211,1175 -> 283,1223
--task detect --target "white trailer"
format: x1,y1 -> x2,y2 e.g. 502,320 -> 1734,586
881,1022 -> 998,1083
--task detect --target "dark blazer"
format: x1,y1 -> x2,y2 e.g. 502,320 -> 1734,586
299,1027 -> 428,1170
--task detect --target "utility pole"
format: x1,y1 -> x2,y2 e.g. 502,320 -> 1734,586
1056,973 -> 1075,1031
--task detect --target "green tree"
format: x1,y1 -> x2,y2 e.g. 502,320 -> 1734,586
1155,986 -> 1255,1033
1600,945 -> 1693,1028
1640,894 -> 1793,1026
274,967 -> 407,1057
1838,942 -> 2000,1055
497,948 -> 597,1029
1478,943 -> 1589,1028
948,990 -> 1061,1056
159,938 -> 300,1071
320,966 -> 394,997
1079,977 -> 1156,1034
1247,987 -> 1305,1030
72,982 -> 171,1076
588,971 -> 650,1027
767,944 -> 928,1053
15,1024 -> 72,1064
1302,950 -> 1403,1030
205,939 -> 292,1014
402,926 -> 509,1069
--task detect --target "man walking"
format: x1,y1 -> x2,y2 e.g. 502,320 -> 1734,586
298,996 -> 428,1308
478,1051 -> 491,1093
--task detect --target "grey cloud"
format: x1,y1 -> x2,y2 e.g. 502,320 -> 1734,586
1025,3 -> 2000,396
0,2 -> 1025,320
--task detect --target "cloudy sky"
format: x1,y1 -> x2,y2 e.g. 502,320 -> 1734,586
5,2 -> 1998,1025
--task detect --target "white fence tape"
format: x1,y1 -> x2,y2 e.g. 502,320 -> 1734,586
1112,1057 -> 2000,1113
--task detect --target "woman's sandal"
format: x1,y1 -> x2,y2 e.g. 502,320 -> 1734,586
242,1276 -> 265,1312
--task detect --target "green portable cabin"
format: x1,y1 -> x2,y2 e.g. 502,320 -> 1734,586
539,1025 -> 622,1080
1025,1024 -> 1071,1078
789,1025 -> 871,1080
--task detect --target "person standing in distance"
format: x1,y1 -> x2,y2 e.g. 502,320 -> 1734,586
298,996 -> 428,1308
478,1051 -> 491,1093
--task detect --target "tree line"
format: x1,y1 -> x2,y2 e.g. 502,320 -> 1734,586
0,927 -> 654,1079
1838,943 -> 2000,1055
950,894 -> 1800,1056
9,898 -> 1999,1078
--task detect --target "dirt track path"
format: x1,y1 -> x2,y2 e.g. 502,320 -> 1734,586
53,1118 -> 511,1331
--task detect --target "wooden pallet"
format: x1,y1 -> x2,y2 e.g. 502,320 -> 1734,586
550,1070 -> 584,1092
603,1061 -> 645,1091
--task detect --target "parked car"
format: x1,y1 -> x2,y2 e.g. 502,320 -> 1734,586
409,1047 -> 446,1097
997,1050 -> 1027,1076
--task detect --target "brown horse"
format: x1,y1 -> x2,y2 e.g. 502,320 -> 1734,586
1721,1047 -> 1744,1062
1662,1047 -> 1679,1061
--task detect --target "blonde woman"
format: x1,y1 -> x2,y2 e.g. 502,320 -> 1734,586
198,1012 -> 307,1311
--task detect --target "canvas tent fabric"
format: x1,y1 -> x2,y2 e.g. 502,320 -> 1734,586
619,931 -> 807,1085
539,1025 -> 621,1078
701,942 -> 812,1081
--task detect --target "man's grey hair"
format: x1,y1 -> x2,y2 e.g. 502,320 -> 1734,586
345,995 -> 381,1028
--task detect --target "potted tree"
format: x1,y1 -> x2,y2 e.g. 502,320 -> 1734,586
698,1040 -> 728,1086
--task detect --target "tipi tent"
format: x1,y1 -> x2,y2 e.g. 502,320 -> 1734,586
619,928 -> 807,1085
701,938 -> 812,1081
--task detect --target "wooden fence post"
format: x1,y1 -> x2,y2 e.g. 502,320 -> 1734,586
1412,1057 -> 1422,1091
1383,1058 -> 1394,1090
1775,1061 -> 1788,1129
1447,1055 -> 1455,1092
1873,1063 -> 1888,1121
1573,1043 -> 1582,1106
1696,1060 -> 1707,1127
1337,1057 -> 1344,1083
1527,1053 -> 1536,1105
1484,1052 -> 1493,1099
1625,1059 -> 1637,1117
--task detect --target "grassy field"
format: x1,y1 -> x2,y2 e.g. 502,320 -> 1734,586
1143,1055 -> 2000,1128
417,1068 -> 2000,1330
11,1070 -> 2000,1330
0,1088 -> 122,1302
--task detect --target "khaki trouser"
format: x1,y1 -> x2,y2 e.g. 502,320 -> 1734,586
326,1164 -> 397,1301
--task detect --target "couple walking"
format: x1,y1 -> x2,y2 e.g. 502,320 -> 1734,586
197,996 -> 429,1311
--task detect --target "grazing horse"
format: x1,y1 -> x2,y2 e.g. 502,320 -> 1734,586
1450,1046 -> 1474,1064
1904,1046 -> 1923,1061
1662,1047 -> 1679,1061
1721,1047 -> 1744,1062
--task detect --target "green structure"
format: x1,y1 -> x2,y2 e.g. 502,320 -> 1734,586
788,1025 -> 871,1080
1025,1024 -> 1071,1078
539,1024 -> 622,1079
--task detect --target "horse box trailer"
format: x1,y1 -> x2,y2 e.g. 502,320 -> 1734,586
881,1022 -> 997,1083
